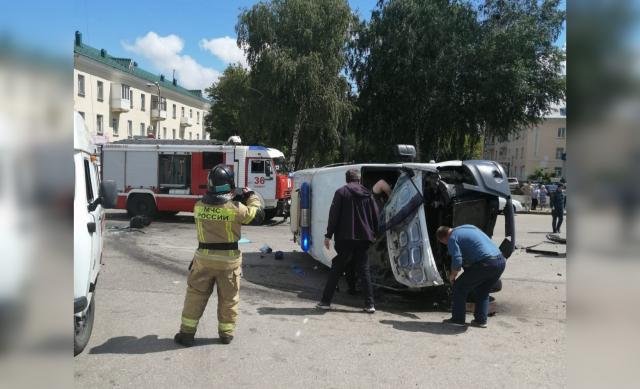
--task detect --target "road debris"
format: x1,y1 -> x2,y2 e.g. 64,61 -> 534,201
274,251 -> 284,260
260,244 -> 273,254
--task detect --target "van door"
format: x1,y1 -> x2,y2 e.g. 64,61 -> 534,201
247,159 -> 276,205
381,171 -> 443,288
84,158 -> 102,279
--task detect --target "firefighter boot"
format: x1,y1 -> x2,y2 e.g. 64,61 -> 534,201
174,332 -> 195,347
219,333 -> 233,344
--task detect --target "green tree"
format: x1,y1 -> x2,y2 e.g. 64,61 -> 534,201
204,64 -> 254,142
349,0 -> 565,162
236,0 -> 355,169
528,168 -> 555,182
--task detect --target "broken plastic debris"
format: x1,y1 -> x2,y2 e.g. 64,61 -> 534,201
238,238 -> 251,244
274,251 -> 284,260
260,244 -> 273,254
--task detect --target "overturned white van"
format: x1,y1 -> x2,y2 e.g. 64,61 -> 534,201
290,158 -> 515,291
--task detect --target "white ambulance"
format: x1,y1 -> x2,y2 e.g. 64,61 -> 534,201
290,153 -> 516,291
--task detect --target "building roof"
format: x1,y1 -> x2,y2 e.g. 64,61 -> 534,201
73,32 -> 209,104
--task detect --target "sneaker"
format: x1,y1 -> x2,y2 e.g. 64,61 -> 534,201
442,318 -> 466,327
315,302 -> 331,310
219,334 -> 234,344
470,319 -> 487,328
174,332 -> 195,347
363,306 -> 375,314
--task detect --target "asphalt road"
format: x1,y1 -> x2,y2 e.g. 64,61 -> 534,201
74,212 -> 566,388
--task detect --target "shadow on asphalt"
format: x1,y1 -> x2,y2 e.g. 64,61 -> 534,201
379,320 -> 467,335
88,335 -> 219,354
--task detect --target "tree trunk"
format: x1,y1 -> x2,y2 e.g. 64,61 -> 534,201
414,128 -> 421,162
289,107 -> 304,169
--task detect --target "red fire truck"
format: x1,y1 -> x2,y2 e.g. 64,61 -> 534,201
101,138 -> 292,220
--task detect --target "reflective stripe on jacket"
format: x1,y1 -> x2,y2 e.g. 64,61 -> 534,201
193,194 -> 262,270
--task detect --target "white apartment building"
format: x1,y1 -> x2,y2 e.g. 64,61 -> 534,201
73,31 -> 210,144
483,103 -> 567,181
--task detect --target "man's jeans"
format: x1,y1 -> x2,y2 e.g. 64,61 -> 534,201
451,255 -> 506,323
552,209 -> 564,233
321,240 -> 374,308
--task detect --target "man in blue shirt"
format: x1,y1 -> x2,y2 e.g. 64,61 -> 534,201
436,225 -> 506,327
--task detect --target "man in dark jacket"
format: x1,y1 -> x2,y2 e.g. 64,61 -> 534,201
551,184 -> 566,233
316,169 -> 379,313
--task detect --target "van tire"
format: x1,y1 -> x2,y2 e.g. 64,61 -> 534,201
127,194 -> 157,217
74,295 -> 95,356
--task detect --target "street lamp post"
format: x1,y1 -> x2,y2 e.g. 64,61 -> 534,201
146,82 -> 161,138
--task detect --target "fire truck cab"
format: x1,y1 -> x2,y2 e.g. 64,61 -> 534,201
102,138 -> 292,220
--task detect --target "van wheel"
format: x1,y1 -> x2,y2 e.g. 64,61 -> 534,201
127,194 -> 157,217
74,295 -> 95,356
263,209 -> 277,222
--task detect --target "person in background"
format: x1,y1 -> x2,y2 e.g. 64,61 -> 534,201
437,225 -> 506,328
521,182 -> 532,211
317,169 -> 379,313
539,185 -> 548,210
551,184 -> 566,233
531,185 -> 540,210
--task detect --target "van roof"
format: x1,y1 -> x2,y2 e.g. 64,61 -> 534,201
74,112 -> 96,154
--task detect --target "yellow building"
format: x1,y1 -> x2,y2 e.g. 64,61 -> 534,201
73,31 -> 210,144
483,103 -> 566,181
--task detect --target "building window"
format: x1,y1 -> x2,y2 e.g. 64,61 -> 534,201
127,120 -> 133,138
112,117 -> 119,136
555,147 -> 564,160
163,127 -> 167,139
181,106 -> 185,117
521,147 -> 524,160
554,167 -> 562,177
189,132 -> 192,140
515,149 -> 518,159
79,111 -> 85,119
197,133 -> 200,140
190,109 -> 193,118
140,123 -> 145,136
560,107 -> 566,116
77,74 -> 85,96
557,127 -> 566,138
96,114 -> 103,135
179,128 -> 185,139
172,104 -> 176,119
122,84 -> 130,100
172,129 -> 176,139
197,111 -> 200,124
97,81 -> 103,101
151,95 -> 167,111
130,90 -> 134,109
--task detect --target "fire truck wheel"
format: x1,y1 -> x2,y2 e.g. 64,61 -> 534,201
127,194 -> 157,217
263,208 -> 277,222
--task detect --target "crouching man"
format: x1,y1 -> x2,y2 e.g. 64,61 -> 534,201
436,225 -> 506,328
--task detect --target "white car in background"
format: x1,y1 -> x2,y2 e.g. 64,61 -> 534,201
499,196 -> 524,213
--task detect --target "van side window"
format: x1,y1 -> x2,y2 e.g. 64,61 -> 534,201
203,152 -> 224,170
251,160 -> 265,174
84,159 -> 94,202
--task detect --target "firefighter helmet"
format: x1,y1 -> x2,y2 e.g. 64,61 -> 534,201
208,164 -> 235,194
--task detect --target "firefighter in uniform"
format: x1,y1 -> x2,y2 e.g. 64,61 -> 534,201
174,164 -> 264,346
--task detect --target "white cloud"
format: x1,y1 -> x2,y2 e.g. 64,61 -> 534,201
122,32 -> 220,90
199,36 -> 248,68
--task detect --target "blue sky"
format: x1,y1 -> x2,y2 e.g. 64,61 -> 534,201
2,0 -> 565,89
